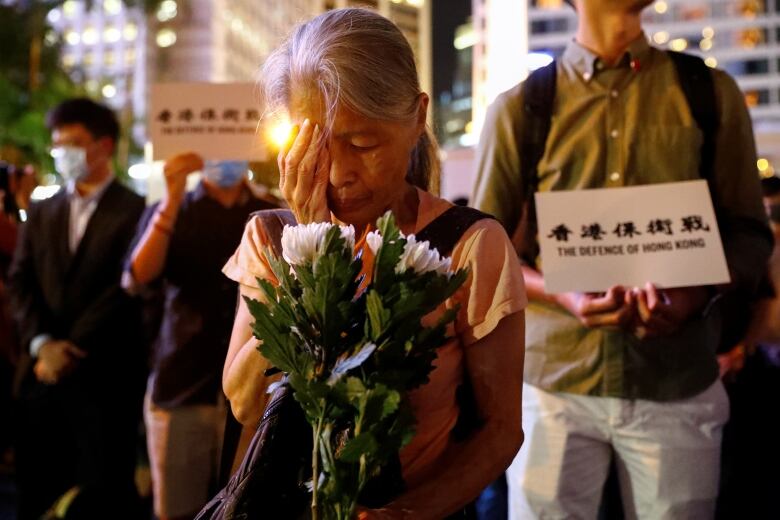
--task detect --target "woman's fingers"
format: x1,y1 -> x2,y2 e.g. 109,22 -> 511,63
278,124 -> 300,190
293,124 -> 321,206
308,145 -> 331,223
281,119 -> 314,198
276,118 -> 330,222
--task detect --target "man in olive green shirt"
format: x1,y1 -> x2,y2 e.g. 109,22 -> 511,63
473,0 -> 772,517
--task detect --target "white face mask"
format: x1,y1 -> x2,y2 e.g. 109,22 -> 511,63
203,160 -> 248,188
51,145 -> 88,182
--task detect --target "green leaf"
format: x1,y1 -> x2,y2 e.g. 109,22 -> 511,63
338,432 -> 378,463
379,390 -> 401,420
344,377 -> 367,402
366,290 -> 390,340
289,373 -> 329,419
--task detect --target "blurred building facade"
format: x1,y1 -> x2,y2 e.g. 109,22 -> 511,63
46,0 -> 147,124
47,0 -> 432,151
437,21 -> 474,148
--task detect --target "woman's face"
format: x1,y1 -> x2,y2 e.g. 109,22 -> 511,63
289,92 -> 427,229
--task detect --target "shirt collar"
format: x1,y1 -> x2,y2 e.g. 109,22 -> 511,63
66,173 -> 115,204
562,32 -> 652,82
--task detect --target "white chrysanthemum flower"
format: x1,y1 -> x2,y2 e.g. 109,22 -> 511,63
340,225 -> 356,253
281,222 -> 332,265
281,222 -> 356,265
366,231 -> 383,255
395,234 -> 452,276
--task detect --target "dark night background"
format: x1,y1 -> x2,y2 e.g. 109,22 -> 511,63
432,0 -> 471,116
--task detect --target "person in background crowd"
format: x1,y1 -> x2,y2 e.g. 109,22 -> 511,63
0,162 -> 21,276
473,0 -> 772,517
0,161 -> 21,471
715,174 -> 780,519
8,98 -> 146,519
123,153 -> 275,520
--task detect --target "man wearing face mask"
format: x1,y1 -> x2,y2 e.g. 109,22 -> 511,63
8,98 -> 146,519
123,151 -> 275,520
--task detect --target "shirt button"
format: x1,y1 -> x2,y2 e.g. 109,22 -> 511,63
610,129 -> 619,138
610,172 -> 621,182
611,90 -> 619,98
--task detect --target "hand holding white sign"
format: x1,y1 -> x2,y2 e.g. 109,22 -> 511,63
633,283 -> 710,338
555,285 -> 637,328
162,152 -> 204,207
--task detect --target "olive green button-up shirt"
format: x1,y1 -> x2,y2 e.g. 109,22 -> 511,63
473,35 -> 772,401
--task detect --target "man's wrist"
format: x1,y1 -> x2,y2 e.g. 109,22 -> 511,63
552,292 -> 573,312
158,196 -> 181,221
30,334 -> 52,358
152,212 -> 174,236
155,201 -> 180,230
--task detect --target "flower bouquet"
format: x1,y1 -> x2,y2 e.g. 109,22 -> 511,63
244,212 -> 468,519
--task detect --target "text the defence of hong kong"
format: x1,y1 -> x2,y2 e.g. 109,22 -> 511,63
535,180 -> 730,293
150,83 -> 267,162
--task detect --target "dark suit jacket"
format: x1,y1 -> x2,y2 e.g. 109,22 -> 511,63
8,179 -> 146,388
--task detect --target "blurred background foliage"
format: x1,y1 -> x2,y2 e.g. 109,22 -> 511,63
0,0 -> 162,175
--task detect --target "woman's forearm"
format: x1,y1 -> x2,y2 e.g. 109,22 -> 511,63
223,292 -> 278,425
377,311 -> 525,518
381,419 -> 522,519
223,335 -> 276,425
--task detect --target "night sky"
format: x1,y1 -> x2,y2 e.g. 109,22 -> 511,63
432,0 -> 471,102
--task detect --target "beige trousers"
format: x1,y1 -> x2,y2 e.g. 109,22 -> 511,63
144,388 -> 226,518
508,380 -> 729,520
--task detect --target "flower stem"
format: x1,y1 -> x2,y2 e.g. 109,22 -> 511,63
312,413 -> 324,520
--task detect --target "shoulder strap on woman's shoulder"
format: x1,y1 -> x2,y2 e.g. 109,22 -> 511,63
415,205 -> 495,257
247,208 -> 296,257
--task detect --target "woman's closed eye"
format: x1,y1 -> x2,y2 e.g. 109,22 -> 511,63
349,138 -> 379,151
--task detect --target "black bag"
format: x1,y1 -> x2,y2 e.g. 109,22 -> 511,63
198,205 -> 493,520
197,380 -> 312,519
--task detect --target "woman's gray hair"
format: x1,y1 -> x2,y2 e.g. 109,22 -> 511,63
260,7 -> 439,192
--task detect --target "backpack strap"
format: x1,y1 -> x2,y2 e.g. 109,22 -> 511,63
247,208 -> 297,256
666,51 -> 718,184
514,60 -> 558,265
412,204 -> 495,443
521,60 -> 558,196
415,205 -> 495,257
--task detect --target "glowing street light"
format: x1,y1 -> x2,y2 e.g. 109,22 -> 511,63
156,28 -> 177,48
268,120 -> 294,150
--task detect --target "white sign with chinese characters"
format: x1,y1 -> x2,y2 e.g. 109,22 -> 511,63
149,83 -> 267,161
535,180 -> 730,293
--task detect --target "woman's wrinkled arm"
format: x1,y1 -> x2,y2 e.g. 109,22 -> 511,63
222,286 -> 278,426
365,310 -> 525,519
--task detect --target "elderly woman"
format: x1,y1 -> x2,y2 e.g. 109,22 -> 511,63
221,8 -> 526,518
